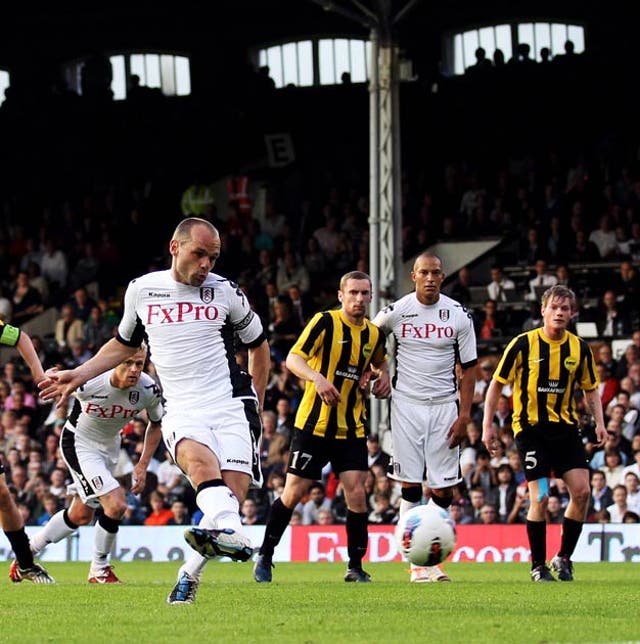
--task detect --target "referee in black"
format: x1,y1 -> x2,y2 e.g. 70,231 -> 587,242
482,285 -> 607,582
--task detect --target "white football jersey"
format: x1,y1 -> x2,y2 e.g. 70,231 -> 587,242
67,370 -> 164,449
372,292 -> 477,400
116,270 -> 265,413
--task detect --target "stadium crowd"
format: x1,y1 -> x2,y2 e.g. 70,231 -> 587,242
1,126 -> 640,533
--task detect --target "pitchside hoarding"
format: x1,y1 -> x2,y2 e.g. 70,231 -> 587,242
1,524 -> 637,563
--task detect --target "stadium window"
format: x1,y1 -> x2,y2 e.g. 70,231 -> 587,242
110,52 -> 191,99
446,21 -> 585,74
61,53 -> 191,100
257,38 -> 371,88
0,69 -> 9,106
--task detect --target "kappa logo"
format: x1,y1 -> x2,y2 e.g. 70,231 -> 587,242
200,287 -> 214,304
129,391 -> 139,404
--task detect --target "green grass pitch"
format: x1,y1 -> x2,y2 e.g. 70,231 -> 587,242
1,561 -> 639,643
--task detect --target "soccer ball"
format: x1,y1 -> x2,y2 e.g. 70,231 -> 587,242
395,504 -> 456,566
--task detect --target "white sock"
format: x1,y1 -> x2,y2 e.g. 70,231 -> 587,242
399,500 -> 423,571
30,510 -> 76,554
92,522 -> 117,570
196,485 -> 243,533
399,499 -> 420,518
179,515 -> 214,580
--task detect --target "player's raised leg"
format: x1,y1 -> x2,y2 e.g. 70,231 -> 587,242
179,440 -> 252,561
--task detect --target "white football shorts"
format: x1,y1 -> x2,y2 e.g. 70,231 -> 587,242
61,428 -> 120,508
162,397 -> 263,487
389,395 -> 462,488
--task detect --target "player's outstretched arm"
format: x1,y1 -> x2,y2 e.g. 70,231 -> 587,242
16,329 -> 46,384
39,338 -> 138,408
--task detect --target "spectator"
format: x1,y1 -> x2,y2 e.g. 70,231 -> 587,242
268,298 -> 302,362
450,266 -> 473,306
478,503 -> 499,524
487,266 -> 516,303
11,271 -> 44,325
84,305 -> 114,353
366,434 -> 390,471
494,463 -> 518,523
467,487 -> 487,523
26,262 -> 49,305
623,471 -> 640,512
301,482 -> 332,525
475,299 -> 508,340
606,484 -> 630,523
143,491 -> 174,525
568,229 -> 600,263
589,215 -> 617,260
276,251 -> 310,295
54,304 -> 85,355
240,498 -> 260,525
368,493 -> 397,524
525,260 -> 558,301
546,495 -> 565,524
596,361 -> 620,410
69,287 -> 96,322
40,239 -> 68,294
167,499 -> 191,526
449,501 -> 472,526
469,450 -> 497,496
588,469 -> 613,518
593,290 -> 631,338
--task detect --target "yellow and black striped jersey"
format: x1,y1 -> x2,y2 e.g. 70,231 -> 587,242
0,319 -> 20,348
493,327 -> 599,434
290,310 -> 387,439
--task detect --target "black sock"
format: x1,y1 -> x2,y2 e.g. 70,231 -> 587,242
346,510 -> 369,570
259,498 -> 293,558
526,520 -> 547,569
4,529 -> 35,570
558,517 -> 583,558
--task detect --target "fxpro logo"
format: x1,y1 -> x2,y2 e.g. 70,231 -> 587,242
145,302 -> 219,324
400,323 -> 454,339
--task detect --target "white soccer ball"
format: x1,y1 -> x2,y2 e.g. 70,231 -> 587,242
395,504 -> 456,566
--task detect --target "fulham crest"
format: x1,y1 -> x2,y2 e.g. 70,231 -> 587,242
129,391 -> 140,404
200,287 -> 214,304
439,309 -> 450,322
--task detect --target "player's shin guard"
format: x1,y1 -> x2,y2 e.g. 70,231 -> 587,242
93,513 -> 120,569
526,519 -> 547,569
430,493 -> 453,510
4,528 -> 35,570
558,517 -> 583,558
400,485 -> 422,517
346,510 -> 369,570
259,498 -> 293,557
196,479 -> 242,533
30,509 -> 78,554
